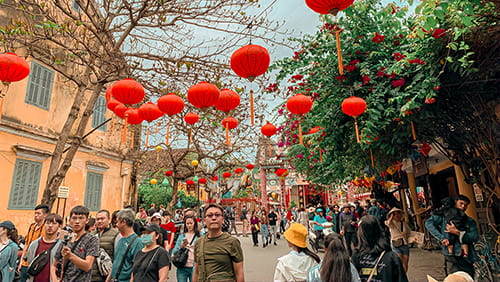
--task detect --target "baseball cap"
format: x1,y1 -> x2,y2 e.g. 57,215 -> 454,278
144,223 -> 162,233
152,212 -> 162,219
0,220 -> 15,230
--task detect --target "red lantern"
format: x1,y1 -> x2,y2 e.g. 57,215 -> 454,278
105,87 -> 113,103
113,103 -> 128,119
124,108 -> 143,125
210,175 -> 219,181
186,180 -> 195,185
230,45 -> 270,82
138,102 -> 164,122
0,53 -> 30,83
222,116 -> 238,146
305,0 -> 354,15
287,94 -> 313,115
276,168 -> 289,177
222,172 -> 232,179
157,93 -> 184,116
165,170 -> 173,176
341,96 -> 366,117
107,99 -> 121,112
261,122 -> 277,137
234,168 -> 244,174
187,81 -> 220,109
215,89 -> 240,112
184,112 -> 200,125
246,164 -> 255,170
111,78 -> 145,105
341,96 -> 367,143
198,178 -> 207,184
287,94 -> 313,144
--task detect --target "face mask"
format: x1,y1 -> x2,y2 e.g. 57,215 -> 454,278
141,234 -> 154,245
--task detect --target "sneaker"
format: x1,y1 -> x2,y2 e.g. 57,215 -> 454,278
274,242 -> 277,246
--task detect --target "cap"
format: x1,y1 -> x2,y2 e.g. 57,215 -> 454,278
0,220 -> 15,230
144,223 -> 162,233
284,223 -> 307,248
152,212 -> 162,219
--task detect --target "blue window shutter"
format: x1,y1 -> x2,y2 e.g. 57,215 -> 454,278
92,95 -> 107,131
85,172 -> 103,211
25,61 -> 54,110
8,159 -> 42,209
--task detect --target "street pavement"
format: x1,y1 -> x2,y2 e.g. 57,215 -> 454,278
169,232 -> 446,282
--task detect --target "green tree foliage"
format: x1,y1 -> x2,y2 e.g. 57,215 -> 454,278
138,178 -> 199,209
269,0 -> 497,186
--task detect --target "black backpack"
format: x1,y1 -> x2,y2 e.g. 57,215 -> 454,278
27,239 -> 59,276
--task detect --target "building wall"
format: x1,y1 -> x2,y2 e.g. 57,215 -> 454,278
0,57 -> 134,235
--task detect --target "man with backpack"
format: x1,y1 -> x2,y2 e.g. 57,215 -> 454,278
91,210 -> 120,282
25,214 -> 63,282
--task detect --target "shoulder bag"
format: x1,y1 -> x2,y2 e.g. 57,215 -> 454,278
172,234 -> 196,268
366,250 -> 386,282
27,239 -> 59,276
111,235 -> 138,282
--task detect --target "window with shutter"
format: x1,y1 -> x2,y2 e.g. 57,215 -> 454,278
8,159 -> 42,209
92,95 -> 107,131
25,61 -> 54,110
84,172 -> 103,211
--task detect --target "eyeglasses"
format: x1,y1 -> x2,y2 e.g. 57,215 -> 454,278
205,213 -> 222,218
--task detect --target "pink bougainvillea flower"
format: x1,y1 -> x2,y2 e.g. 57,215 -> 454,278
335,75 -> 348,82
432,28 -> 447,39
425,98 -> 437,104
377,67 -> 386,78
297,154 -> 304,159
362,75 -> 371,84
385,72 -> 397,79
293,51 -> 303,60
393,52 -> 406,61
392,78 -> 405,87
355,50 -> 362,55
372,32 -> 385,43
350,59 -> 361,65
345,64 -> 357,72
409,58 -> 425,65
291,74 -> 304,80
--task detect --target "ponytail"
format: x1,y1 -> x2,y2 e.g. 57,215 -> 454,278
298,246 -> 321,263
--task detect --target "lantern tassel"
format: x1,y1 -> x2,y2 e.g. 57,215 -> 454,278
129,131 -> 134,149
250,89 -> 255,125
354,118 -> 360,143
155,122 -> 159,133
335,27 -> 344,75
299,123 -> 303,145
0,97 -> 4,121
319,149 -> 323,162
189,128 -> 193,143
370,149 -> 375,167
121,115 -> 128,144
225,122 -> 231,147
411,121 -> 417,140
166,122 -> 170,146
145,129 -> 150,148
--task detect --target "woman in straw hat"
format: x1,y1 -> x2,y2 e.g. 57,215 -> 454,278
385,207 -> 412,272
273,223 -> 320,282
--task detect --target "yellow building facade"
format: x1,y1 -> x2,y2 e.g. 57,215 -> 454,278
0,57 -> 134,234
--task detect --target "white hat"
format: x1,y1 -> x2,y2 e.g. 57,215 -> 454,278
152,212 -> 162,219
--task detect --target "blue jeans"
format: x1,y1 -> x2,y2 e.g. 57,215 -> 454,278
261,224 -> 269,244
19,265 -> 29,282
176,266 -> 194,282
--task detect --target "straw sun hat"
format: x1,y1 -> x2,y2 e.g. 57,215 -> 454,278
283,223 -> 308,248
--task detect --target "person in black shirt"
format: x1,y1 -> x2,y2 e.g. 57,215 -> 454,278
131,223 -> 170,282
268,209 -> 278,245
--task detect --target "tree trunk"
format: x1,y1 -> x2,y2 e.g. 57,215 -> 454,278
41,83 -> 104,208
167,178 -> 179,214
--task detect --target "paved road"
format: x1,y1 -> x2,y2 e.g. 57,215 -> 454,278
169,232 -> 445,281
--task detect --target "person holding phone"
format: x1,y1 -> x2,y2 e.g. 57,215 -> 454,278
172,216 -> 200,282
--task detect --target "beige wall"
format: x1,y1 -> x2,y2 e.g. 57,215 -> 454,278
0,58 -> 134,235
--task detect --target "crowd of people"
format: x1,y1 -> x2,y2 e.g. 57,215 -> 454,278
0,194 -> 481,282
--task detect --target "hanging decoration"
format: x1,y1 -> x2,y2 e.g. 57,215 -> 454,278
275,168 -> 289,178
124,108 -> 143,125
222,172 -> 232,179
341,96 -> 367,143
111,78 -> 145,105
234,168 -> 244,175
186,180 -> 195,185
138,102 -> 164,122
184,112 -> 200,142
222,116 -> 238,146
150,179 -> 158,185
261,122 -> 277,137
107,99 -> 121,112
210,175 -> 219,182
304,0 -> 354,75
165,170 -> 173,176
157,93 -> 185,116
286,94 -> 313,144
105,87 -> 113,103
187,81 -> 220,109
246,164 -> 255,170
215,89 -> 240,112
113,104 -> 128,119
198,178 -> 207,184
230,44 -> 271,125
155,145 -> 163,152
0,52 -> 30,83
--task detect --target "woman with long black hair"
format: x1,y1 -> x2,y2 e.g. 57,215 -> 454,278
172,215 -> 200,282
273,223 -> 320,281
307,233 -> 360,282
352,215 -> 408,282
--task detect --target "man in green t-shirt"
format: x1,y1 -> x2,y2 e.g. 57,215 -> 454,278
194,204 -> 244,282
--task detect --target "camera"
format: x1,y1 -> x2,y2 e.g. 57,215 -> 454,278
61,226 -> 73,244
